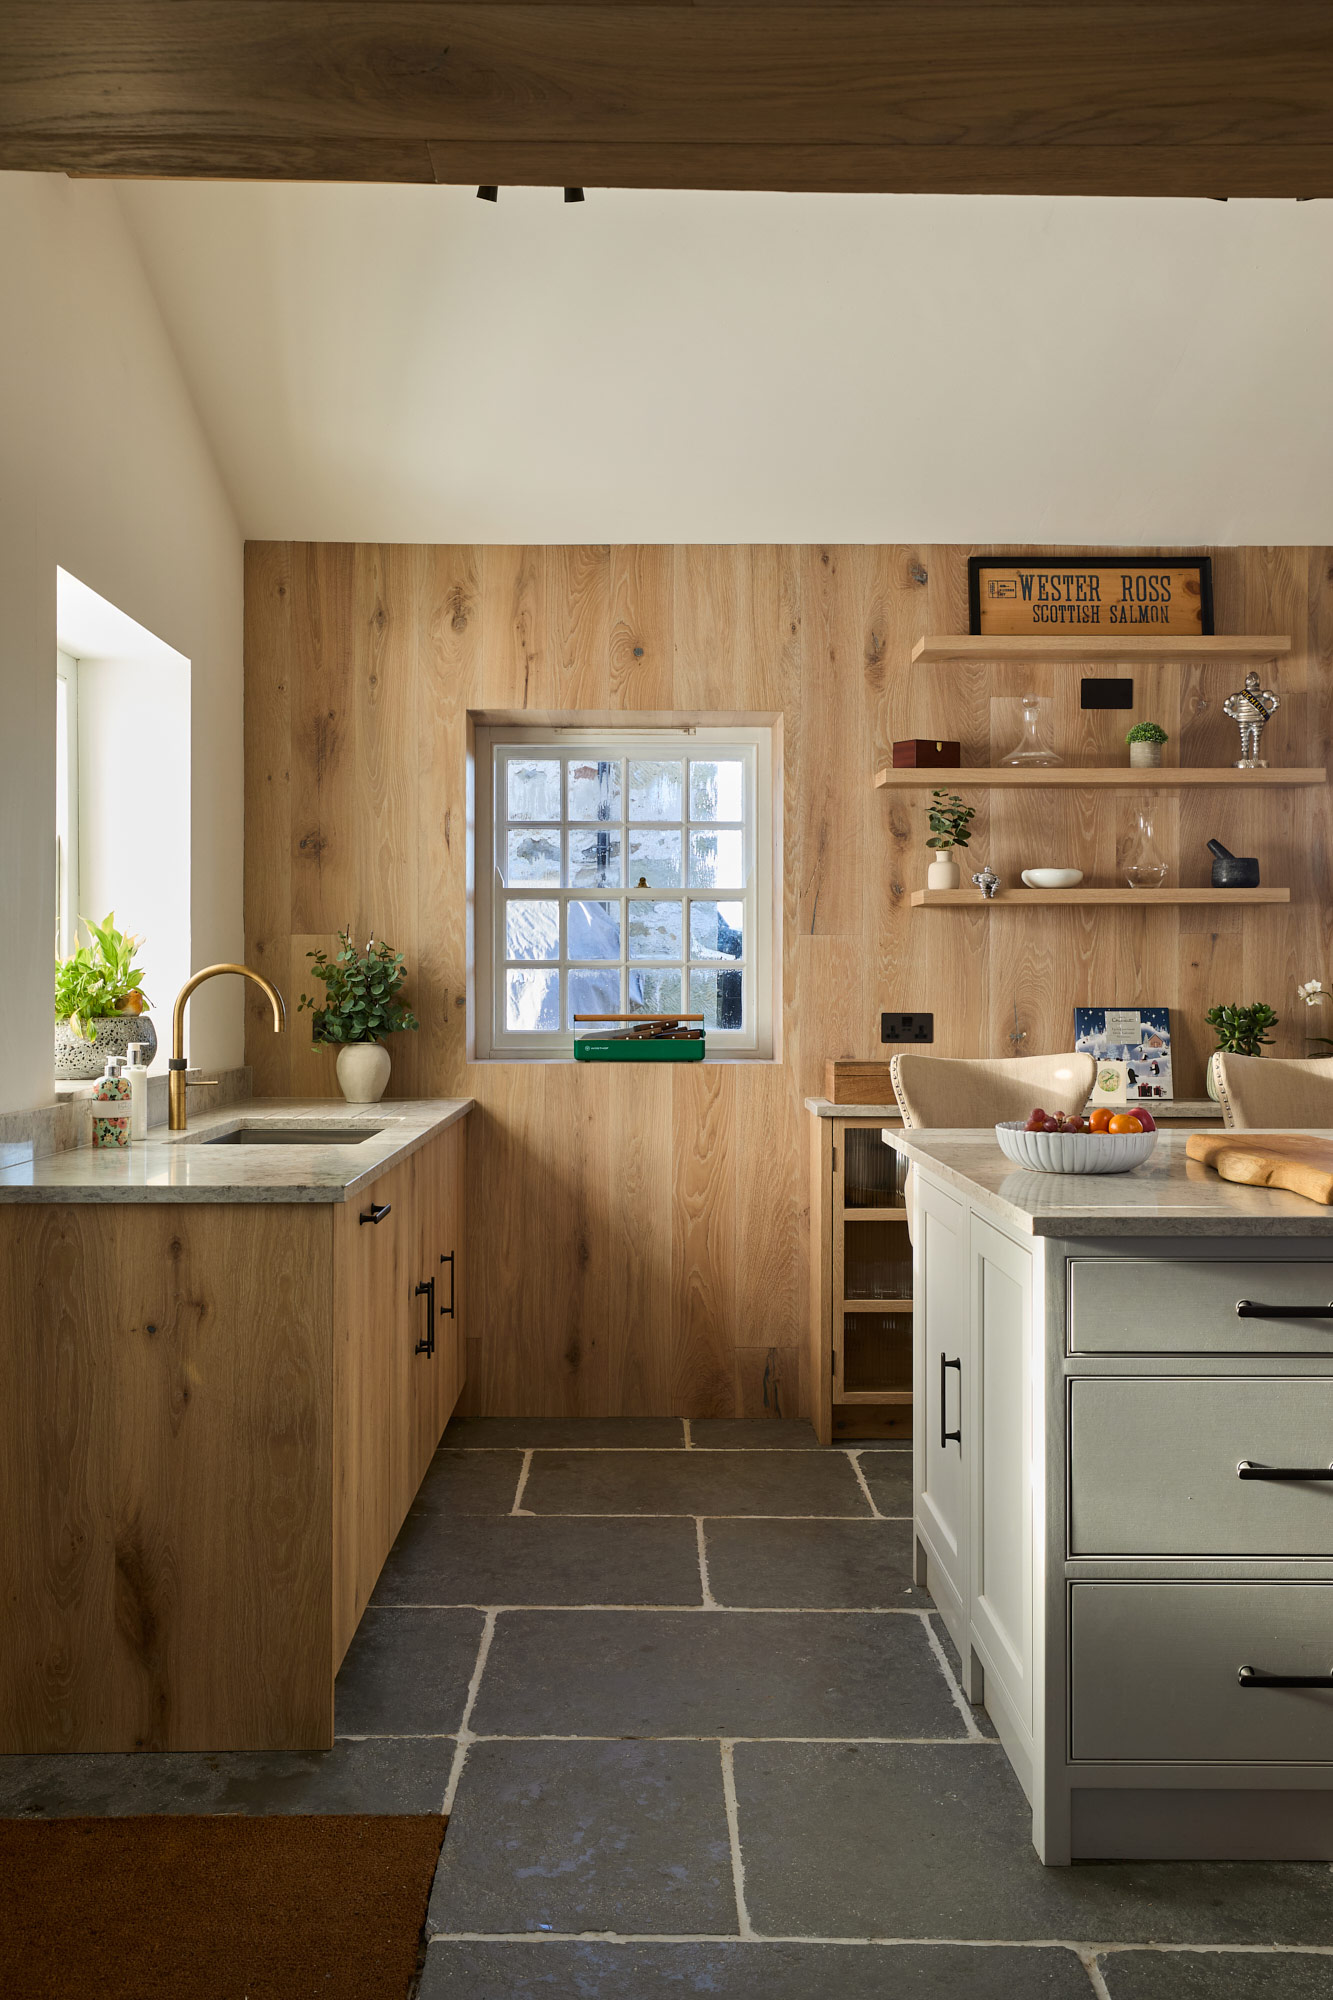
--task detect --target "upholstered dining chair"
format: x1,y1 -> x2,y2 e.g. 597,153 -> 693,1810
888,1051 -> 1097,1131
1210,1051 -> 1333,1130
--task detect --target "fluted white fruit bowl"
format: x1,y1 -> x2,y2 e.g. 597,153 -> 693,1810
994,1119 -> 1158,1175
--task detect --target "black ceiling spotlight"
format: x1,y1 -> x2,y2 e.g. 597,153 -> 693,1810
476,186 -> 498,202
564,187 -> 585,203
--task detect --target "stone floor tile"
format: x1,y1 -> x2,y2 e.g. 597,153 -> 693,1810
690,1420 -> 821,1450
0,1737 -> 453,1818
1100,1949 -> 1333,1998
734,1742 -> 1333,1945
427,1738 -> 733,1937
471,1609 -> 966,1739
523,1450 -> 870,1517
857,1449 -> 914,1515
705,1517 -> 920,1608
370,1512 -> 703,1608
335,1607 -> 485,1736
420,1940 -> 1095,1998
442,1417 -> 686,1449
413,1449 -> 526,1513
927,1612 -> 998,1740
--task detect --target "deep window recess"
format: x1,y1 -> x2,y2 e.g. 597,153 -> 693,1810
475,726 -> 774,1059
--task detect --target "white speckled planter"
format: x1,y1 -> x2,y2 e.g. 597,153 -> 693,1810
335,1042 -> 392,1103
55,1014 -> 157,1080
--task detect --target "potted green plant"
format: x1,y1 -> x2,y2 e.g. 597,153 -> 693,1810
1126,720 -> 1169,769
1204,1000 -> 1278,1099
54,913 -> 155,1080
299,928 -> 420,1102
926,790 -> 976,890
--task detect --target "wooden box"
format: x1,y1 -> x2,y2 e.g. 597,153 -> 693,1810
824,1060 -> 900,1106
892,738 -> 961,768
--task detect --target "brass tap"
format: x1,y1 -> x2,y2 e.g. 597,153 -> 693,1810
169,963 -> 285,1130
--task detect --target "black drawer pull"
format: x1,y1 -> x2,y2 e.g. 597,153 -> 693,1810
940,1353 -> 962,1450
1239,1665 -> 1333,1690
414,1277 -> 435,1357
1238,1460 -> 1333,1481
1236,1299 -> 1333,1318
360,1202 -> 392,1226
440,1250 -> 455,1319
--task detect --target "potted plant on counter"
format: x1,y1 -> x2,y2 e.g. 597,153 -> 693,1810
299,927 -> 419,1102
1204,999 -> 1278,1099
1126,720 -> 1169,769
54,913 -> 155,1079
925,789 -> 976,890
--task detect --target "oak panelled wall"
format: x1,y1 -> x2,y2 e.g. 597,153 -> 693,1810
244,544 -> 1333,1419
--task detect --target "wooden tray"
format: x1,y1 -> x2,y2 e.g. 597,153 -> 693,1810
1186,1131 -> 1333,1206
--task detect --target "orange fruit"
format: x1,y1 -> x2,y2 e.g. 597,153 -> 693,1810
1108,1112 -> 1144,1134
1088,1107 -> 1112,1132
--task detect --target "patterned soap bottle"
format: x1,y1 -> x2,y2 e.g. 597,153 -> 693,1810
91,1052 -> 132,1148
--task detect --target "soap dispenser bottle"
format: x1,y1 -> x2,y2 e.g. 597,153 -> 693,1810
125,1041 -> 150,1141
91,1053 -> 132,1149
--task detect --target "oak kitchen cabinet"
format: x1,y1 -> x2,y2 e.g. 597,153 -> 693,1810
0,1102 -> 470,1754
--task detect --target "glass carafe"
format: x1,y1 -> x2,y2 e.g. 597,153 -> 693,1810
1124,808 -> 1169,889
1000,693 -> 1061,767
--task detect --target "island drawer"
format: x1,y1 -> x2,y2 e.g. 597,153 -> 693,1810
1069,1378 -> 1333,1556
1071,1582 -> 1333,1763
1068,1260 -> 1333,1354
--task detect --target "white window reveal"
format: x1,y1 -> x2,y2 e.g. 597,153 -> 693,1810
475,725 -> 774,1059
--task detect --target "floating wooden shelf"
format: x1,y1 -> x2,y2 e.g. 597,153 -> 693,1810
911,634 -> 1292,667
877,765 -> 1325,791
910,887 -> 1291,908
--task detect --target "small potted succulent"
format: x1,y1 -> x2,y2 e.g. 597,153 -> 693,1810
926,790 -> 976,891
1204,999 -> 1278,1099
54,913 -> 155,1079
1126,720 -> 1169,769
299,927 -> 419,1102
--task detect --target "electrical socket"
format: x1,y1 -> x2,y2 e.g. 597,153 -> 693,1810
1081,676 -> 1134,710
882,1012 -> 934,1044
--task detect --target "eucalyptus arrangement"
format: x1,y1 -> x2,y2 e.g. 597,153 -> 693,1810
1126,720 -> 1169,769
299,928 -> 419,1103
925,790 -> 976,891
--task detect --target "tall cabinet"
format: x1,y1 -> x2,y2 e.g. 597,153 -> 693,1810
808,1103 -> 913,1445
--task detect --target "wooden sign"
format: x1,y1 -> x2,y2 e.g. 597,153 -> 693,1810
969,557 -> 1213,637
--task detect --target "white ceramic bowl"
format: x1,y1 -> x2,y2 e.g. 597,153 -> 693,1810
1021,868 -> 1084,889
994,1118 -> 1158,1175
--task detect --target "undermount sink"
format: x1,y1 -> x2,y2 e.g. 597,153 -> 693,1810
202,1126 -> 383,1147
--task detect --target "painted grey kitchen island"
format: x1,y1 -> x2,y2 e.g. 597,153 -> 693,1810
884,1125 -> 1333,1866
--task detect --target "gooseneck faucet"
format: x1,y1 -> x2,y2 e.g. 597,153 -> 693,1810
169,963 -> 286,1130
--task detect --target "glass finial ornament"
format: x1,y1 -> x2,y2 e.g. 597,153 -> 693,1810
1000,693 -> 1061,767
1124,808 -> 1169,890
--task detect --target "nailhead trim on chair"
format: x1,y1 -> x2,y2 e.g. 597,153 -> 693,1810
1211,1051 -> 1236,1128
887,1052 -> 918,1129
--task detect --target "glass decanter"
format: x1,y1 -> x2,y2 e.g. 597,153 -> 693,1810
999,693 -> 1062,767
1124,808 -> 1169,889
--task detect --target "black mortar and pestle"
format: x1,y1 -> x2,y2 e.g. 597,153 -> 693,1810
1207,838 -> 1260,889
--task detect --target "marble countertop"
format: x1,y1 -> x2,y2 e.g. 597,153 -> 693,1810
881,1128 -> 1333,1237
0,1098 -> 473,1203
805,1096 -> 1218,1121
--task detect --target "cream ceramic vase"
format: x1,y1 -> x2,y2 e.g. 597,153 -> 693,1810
1129,740 -> 1163,768
336,1041 -> 391,1103
927,852 -> 961,890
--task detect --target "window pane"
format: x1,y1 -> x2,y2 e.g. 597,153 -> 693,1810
628,900 -> 682,960
568,900 -> 620,961
690,900 -> 744,961
568,829 -> 622,888
506,900 -> 558,961
506,968 -> 559,1031
688,828 -> 745,888
628,759 -> 682,822
568,967 -> 621,1027
629,968 -> 683,1015
507,830 -> 561,884
690,967 -> 744,1031
628,829 -> 683,889
689,758 -> 744,822
568,757 -> 622,824
507,757 -> 560,821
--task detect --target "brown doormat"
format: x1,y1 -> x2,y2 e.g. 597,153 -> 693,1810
0,1814 -> 446,2000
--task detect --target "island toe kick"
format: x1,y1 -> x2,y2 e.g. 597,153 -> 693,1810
893,1128 -> 1333,1864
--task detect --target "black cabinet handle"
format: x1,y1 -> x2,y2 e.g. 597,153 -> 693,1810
414,1277 -> 435,1357
1236,1299 -> 1333,1318
1239,1665 -> 1333,1689
439,1250 -> 455,1319
940,1353 -> 962,1450
1238,1460 -> 1333,1481
360,1202 -> 392,1226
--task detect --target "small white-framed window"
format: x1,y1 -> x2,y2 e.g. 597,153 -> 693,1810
474,723 -> 774,1060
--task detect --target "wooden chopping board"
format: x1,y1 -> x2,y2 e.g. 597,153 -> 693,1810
1186,1131 -> 1333,1206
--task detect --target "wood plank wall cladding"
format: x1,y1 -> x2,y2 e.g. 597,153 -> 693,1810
244,544 -> 1333,1420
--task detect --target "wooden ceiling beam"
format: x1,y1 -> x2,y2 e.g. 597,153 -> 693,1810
4,3 -> 1333,195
